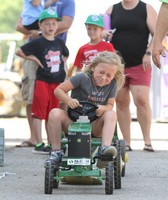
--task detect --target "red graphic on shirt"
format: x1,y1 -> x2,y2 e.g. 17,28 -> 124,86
45,50 -> 61,67
83,50 -> 98,65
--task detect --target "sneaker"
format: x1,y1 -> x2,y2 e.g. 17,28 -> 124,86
32,143 -> 50,155
96,146 -> 117,169
44,150 -> 64,168
45,144 -> 52,152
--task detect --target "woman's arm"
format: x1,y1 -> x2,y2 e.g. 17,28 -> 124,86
105,5 -> 113,15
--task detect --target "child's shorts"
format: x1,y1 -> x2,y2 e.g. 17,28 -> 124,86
21,60 -> 38,105
124,64 -> 152,87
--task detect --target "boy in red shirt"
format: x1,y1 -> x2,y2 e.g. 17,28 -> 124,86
67,14 -> 115,77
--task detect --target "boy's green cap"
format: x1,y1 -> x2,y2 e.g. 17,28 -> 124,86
39,9 -> 61,22
85,15 -> 104,28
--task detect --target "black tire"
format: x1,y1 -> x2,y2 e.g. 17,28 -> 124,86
105,162 -> 114,195
44,161 -> 54,194
113,140 -> 121,189
120,140 -> 126,177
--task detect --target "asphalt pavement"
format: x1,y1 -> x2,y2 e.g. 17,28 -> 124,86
0,117 -> 168,200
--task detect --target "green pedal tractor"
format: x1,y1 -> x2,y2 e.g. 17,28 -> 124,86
44,101 -> 128,195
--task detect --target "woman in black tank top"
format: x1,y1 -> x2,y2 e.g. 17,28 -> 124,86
105,0 -> 157,152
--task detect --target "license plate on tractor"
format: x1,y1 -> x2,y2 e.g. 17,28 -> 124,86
67,158 -> 91,165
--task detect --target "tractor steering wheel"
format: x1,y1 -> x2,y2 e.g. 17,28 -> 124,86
67,101 -> 98,122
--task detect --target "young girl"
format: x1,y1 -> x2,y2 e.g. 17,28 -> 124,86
46,51 -> 125,168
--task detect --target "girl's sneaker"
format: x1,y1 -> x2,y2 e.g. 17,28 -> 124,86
44,150 -> 64,168
96,145 -> 117,169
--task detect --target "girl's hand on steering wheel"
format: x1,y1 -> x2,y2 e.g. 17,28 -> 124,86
96,105 -> 105,117
67,98 -> 82,109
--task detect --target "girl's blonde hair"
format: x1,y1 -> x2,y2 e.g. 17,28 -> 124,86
83,51 -> 125,91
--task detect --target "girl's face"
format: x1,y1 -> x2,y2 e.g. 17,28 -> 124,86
39,18 -> 58,37
86,24 -> 103,41
92,62 -> 117,87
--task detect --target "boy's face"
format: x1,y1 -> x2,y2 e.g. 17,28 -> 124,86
39,18 -> 58,36
86,24 -> 103,41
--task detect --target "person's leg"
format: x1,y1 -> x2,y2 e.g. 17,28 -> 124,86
92,110 -> 117,146
45,83 -> 60,145
31,81 -> 50,153
116,87 -> 132,148
45,121 -> 49,144
17,60 -> 37,147
32,116 -> 48,154
45,108 -> 72,166
26,104 -> 36,144
128,65 -> 153,151
32,118 -> 43,144
92,110 -> 117,168
47,108 -> 72,150
130,85 -> 152,147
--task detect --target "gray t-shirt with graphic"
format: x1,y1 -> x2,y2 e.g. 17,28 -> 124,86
70,72 -> 117,105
